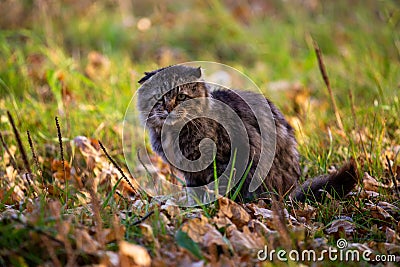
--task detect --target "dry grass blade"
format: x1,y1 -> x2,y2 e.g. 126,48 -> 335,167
7,111 -> 34,189
98,140 -> 138,194
7,111 -> 32,175
55,116 -> 69,206
55,117 -> 66,181
0,131 -> 19,171
27,130 -> 42,175
313,40 -> 344,132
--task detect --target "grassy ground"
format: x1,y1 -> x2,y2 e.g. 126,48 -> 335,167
0,0 -> 399,266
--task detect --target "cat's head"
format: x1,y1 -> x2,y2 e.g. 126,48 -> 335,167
137,65 -> 210,129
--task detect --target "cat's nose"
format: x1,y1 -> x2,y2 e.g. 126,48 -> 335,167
166,105 -> 174,113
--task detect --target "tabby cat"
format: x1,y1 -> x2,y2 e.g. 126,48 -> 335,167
137,65 -> 358,202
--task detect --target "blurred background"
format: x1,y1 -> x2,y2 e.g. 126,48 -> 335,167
0,0 -> 399,163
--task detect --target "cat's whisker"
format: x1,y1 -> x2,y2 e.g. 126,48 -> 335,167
183,114 -> 202,133
144,112 -> 165,123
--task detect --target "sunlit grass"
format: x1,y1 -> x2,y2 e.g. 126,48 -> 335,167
0,0 -> 399,265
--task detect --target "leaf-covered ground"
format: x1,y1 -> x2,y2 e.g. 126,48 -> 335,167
0,0 -> 399,266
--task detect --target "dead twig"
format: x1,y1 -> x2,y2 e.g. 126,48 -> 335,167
6,111 -> 37,197
98,141 -> 137,194
313,40 -> 344,132
132,211 -> 154,226
7,111 -> 33,186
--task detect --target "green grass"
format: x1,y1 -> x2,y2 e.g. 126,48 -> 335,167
0,0 -> 399,265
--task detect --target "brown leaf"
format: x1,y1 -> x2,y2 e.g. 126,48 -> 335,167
139,223 -> 156,245
119,240 -> 151,267
227,226 -> 264,255
75,229 -> 99,254
293,204 -> 317,223
363,172 -> 393,191
104,226 -> 126,244
383,243 -> 400,255
181,215 -> 213,243
248,219 -> 275,237
365,203 -> 395,222
378,201 -> 400,216
51,159 -> 71,180
218,197 -> 250,228
161,199 -> 181,219
203,228 -> 230,260
203,228 -> 228,248
212,215 -> 235,231
73,136 -> 101,171
251,206 -> 274,220
325,219 -> 355,235
385,227 -> 400,243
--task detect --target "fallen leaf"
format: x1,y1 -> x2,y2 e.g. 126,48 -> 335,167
51,159 -> 71,180
252,206 -> 274,220
212,215 -> 236,231
161,199 -> 181,219
119,240 -> 151,267
364,203 -> 395,222
378,201 -> 400,216
227,226 -> 264,255
363,172 -> 393,191
248,219 -> 275,237
325,219 -> 355,235
218,197 -> 250,228
100,251 -> 119,267
181,215 -> 213,243
385,227 -> 400,243
383,243 -> 400,254
75,229 -> 99,254
104,226 -> 126,244
202,227 -> 229,250
293,204 -> 317,223
139,223 -> 156,244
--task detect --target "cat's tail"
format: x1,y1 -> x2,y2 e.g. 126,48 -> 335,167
291,159 -> 359,202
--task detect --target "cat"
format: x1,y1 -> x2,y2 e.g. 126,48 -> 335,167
137,64 -> 358,202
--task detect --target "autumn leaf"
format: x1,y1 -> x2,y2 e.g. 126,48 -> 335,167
325,219 -> 355,236
218,197 -> 251,228
51,159 -> 71,180
119,240 -> 151,267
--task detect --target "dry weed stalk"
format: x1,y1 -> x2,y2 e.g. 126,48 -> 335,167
7,111 -> 33,186
98,140 -> 137,194
313,40 -> 344,133
27,130 -> 44,188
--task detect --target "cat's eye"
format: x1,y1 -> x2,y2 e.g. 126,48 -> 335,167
177,93 -> 187,101
154,93 -> 163,101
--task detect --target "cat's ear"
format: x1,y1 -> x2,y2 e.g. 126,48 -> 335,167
194,67 -> 202,79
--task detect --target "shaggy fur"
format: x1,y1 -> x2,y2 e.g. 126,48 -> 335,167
137,65 -> 358,202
